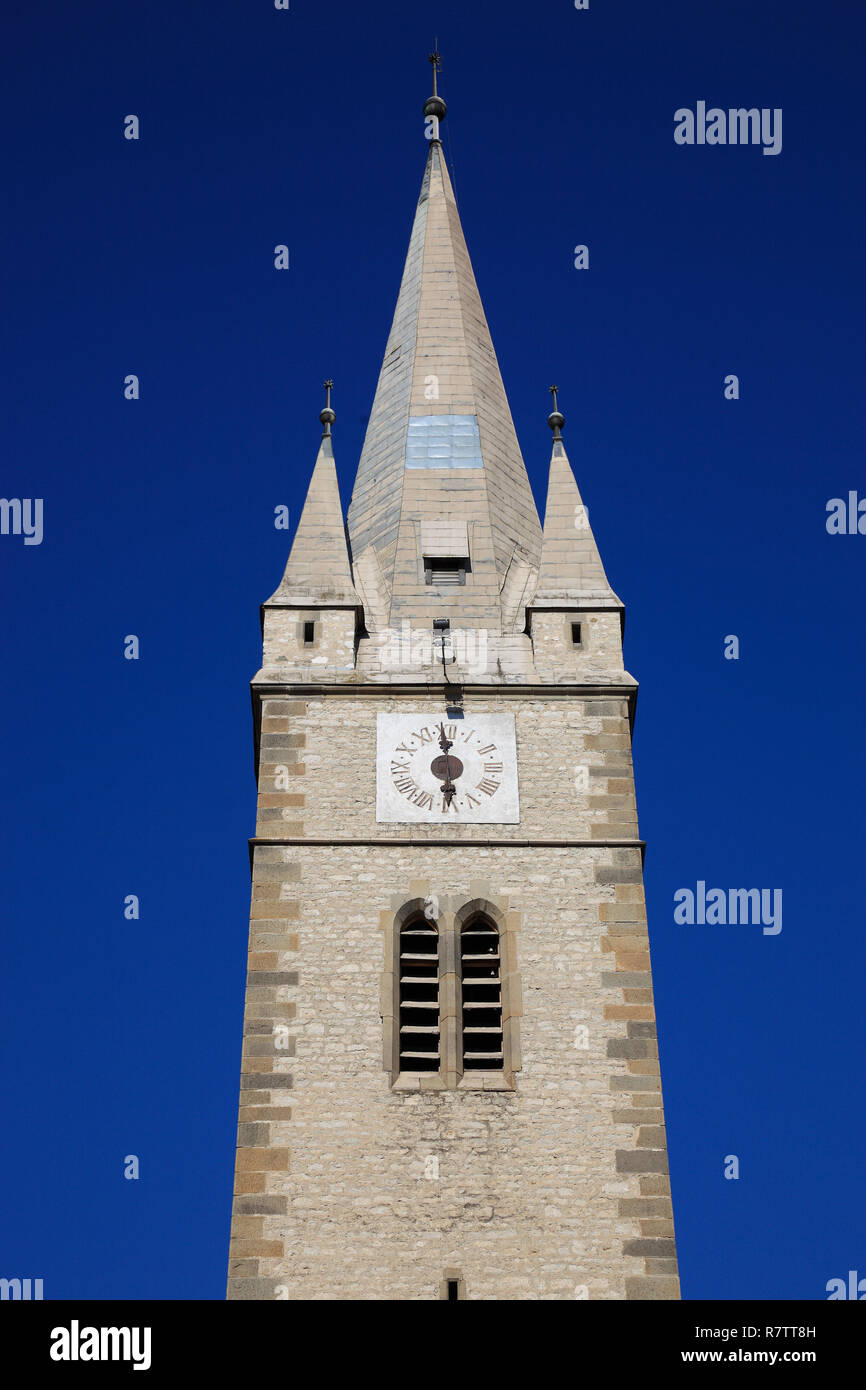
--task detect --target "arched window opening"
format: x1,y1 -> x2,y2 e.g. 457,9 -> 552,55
399,916 -> 439,1071
460,916 -> 503,1070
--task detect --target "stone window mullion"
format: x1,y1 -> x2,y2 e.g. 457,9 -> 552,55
439,910 -> 460,1089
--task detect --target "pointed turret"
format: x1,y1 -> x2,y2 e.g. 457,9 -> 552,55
260,384 -> 361,677
530,388 -> 623,613
347,59 -> 541,635
267,382 -> 360,608
526,391 -> 630,685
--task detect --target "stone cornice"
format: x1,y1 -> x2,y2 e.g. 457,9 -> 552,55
248,836 -> 647,871
251,680 -> 637,697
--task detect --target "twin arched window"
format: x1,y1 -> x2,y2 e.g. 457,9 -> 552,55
396,911 -> 506,1081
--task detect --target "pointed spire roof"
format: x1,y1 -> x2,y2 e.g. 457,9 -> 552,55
531,399 -> 622,611
347,70 -> 541,626
267,392 -> 360,607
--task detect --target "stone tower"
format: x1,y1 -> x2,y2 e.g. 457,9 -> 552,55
226,65 -> 680,1302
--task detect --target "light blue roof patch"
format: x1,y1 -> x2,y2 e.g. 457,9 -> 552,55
404,414 -> 483,468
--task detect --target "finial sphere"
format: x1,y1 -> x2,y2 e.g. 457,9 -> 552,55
423,94 -> 447,121
547,383 -> 564,434
320,379 -> 335,430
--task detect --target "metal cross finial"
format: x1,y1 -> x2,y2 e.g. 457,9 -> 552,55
547,384 -> 565,439
423,40 -> 446,136
319,379 -> 336,437
428,44 -> 442,96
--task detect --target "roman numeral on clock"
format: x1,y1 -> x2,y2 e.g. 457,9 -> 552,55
392,775 -> 418,796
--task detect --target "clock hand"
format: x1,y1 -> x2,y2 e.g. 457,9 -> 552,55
438,722 -> 457,806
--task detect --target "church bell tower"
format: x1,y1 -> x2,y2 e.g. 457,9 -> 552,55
226,56 -> 680,1301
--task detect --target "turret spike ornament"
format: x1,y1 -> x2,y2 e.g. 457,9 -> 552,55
547,384 -> 565,439
319,379 -> 335,437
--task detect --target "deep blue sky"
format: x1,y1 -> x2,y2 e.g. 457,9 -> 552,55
2,0 -> 864,1301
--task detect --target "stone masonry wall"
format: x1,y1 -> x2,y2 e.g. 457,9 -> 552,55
530,609 -> 625,685
226,693 -> 679,1300
253,692 -> 638,844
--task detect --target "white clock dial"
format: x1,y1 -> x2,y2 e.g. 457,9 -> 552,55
376,714 -> 519,824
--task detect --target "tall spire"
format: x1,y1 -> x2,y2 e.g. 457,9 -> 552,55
267,383 -> 360,607
347,57 -> 542,632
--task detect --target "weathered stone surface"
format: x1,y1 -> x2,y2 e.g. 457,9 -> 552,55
226,1278 -> 279,1301
616,1149 -> 670,1174
625,1276 -> 681,1301
623,1238 -> 677,1258
232,1196 -> 288,1216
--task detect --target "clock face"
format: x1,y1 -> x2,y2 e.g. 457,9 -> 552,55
376,713 -> 519,823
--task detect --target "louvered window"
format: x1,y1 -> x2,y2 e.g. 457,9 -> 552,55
424,556 -> 467,586
398,916 -> 439,1071
460,917 -> 503,1069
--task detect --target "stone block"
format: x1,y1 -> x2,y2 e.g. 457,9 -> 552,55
625,1277 -> 680,1301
